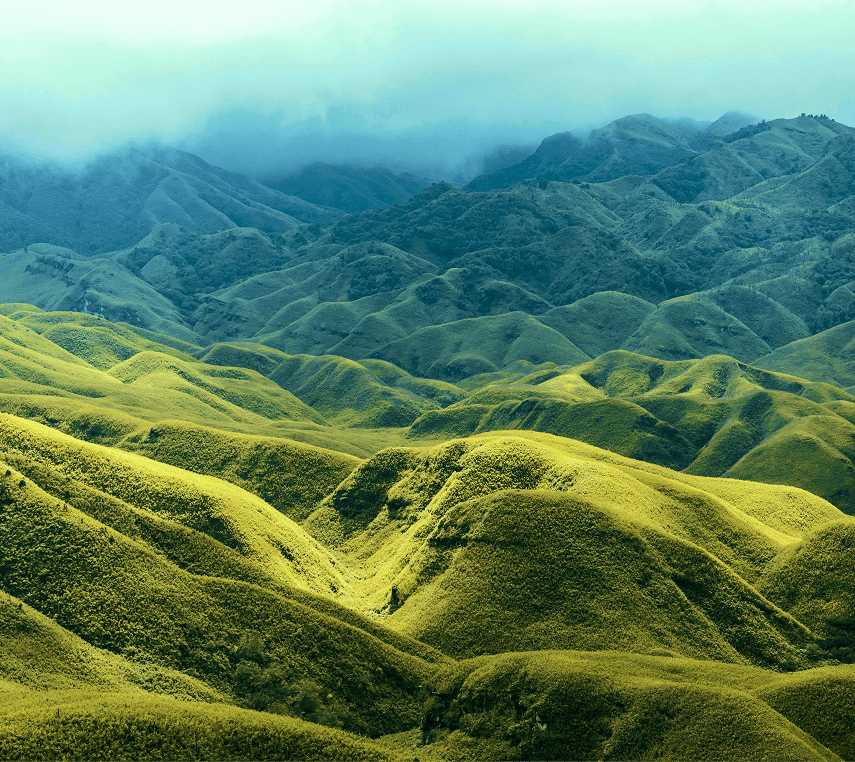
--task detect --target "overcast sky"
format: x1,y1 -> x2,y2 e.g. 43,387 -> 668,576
2,0 -> 854,178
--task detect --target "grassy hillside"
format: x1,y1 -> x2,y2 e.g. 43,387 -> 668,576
6,113 -> 855,759
405,651 -> 849,762
0,687 -> 406,761
406,350 -> 855,514
304,432 -> 842,669
0,416 -> 448,737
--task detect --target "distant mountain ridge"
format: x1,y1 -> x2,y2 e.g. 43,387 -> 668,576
0,144 -> 341,255
261,163 -> 432,214
466,111 -> 757,191
5,111 -> 855,374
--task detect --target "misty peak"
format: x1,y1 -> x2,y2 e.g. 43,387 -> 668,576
704,111 -> 758,137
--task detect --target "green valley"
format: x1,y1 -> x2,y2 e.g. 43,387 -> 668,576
2,110 -> 855,760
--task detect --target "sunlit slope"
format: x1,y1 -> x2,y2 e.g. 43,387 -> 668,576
0,310 -> 412,470
0,312 -> 332,433
0,414 -> 342,595
0,419 -> 446,735
0,688 -> 405,762
15,309 -> 200,369
0,591 -> 221,701
410,351 -> 855,512
304,432 -> 841,665
108,351 -> 325,424
198,341 -> 465,427
123,419 -> 360,521
407,651 -> 848,762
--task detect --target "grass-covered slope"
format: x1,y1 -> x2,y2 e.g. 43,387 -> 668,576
406,651 -> 848,762
366,312 -> 590,382
122,419 -> 360,522
305,432 -> 841,667
198,342 -> 465,427
409,350 -> 855,513
0,687 -> 405,762
0,416 -> 447,737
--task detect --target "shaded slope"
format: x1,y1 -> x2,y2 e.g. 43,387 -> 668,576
0,145 -> 339,255
755,318 -> 855,388
537,291 -> 656,358
366,312 -> 590,383
620,294 -> 772,362
414,651 -> 841,762
0,688 -> 405,762
757,519 -> 855,651
263,162 -> 430,213
0,245 -> 200,342
651,115 -> 854,203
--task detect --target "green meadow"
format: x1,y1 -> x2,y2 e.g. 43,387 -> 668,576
0,304 -> 853,760
3,113 -> 855,759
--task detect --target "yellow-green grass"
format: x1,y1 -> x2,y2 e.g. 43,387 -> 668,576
122,419 -> 361,521
757,519 -> 855,650
198,341 -> 463,427
425,352 -> 855,514
0,432 -> 444,734
0,314 -> 330,436
0,413 -> 343,596
408,651 -> 846,761
0,591 -> 222,701
411,394 -> 699,471
0,304 -> 44,318
108,351 -> 325,424
724,415 -> 855,512
757,665 -> 855,762
0,687 -> 405,761
412,353 -> 855,485
305,432 -> 841,666
18,311 -> 199,370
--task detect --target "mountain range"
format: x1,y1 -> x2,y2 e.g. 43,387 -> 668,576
1,110 -> 855,761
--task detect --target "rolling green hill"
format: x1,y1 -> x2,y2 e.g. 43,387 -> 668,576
6,110 -> 855,760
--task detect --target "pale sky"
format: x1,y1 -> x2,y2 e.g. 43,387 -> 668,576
2,0 -> 854,177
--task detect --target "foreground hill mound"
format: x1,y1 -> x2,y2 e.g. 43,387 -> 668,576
0,686 -> 405,762
409,651 -> 848,762
1,418 -> 854,759
305,432 -> 845,667
0,415 -> 446,735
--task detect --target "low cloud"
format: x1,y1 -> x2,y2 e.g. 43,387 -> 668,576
2,1 -> 854,178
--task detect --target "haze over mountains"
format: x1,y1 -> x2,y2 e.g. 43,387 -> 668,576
2,110 -> 855,760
